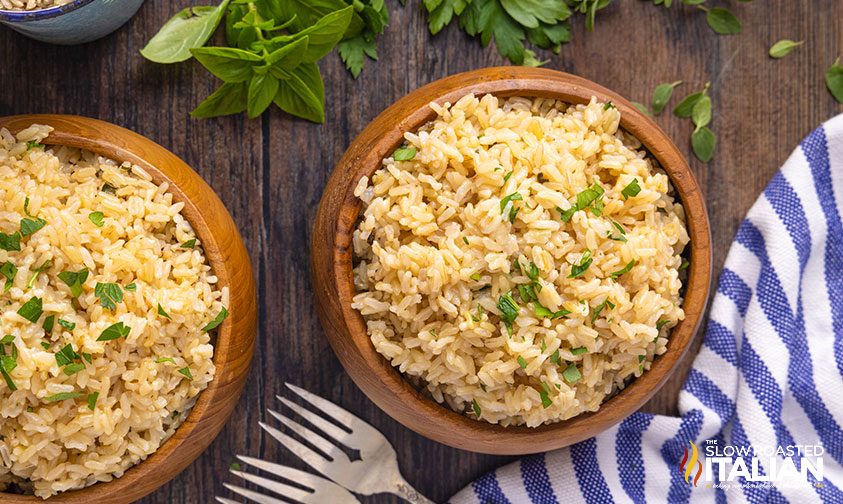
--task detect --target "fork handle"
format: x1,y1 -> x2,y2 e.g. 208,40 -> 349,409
393,476 -> 436,504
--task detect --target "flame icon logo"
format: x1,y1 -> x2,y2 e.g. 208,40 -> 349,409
679,441 -> 703,486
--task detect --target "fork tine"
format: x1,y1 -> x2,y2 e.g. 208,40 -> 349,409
223,483 -> 287,504
236,455 -> 334,489
215,498 -> 240,504
275,396 -> 351,442
284,383 -> 364,429
258,421 -> 332,471
231,470 -> 312,502
266,409 -> 345,459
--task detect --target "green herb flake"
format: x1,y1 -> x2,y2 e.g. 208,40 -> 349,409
393,147 -> 417,161
462,236 -> 469,245
571,346 -> 588,355
610,260 -> 636,280
58,319 -> 76,331
496,292 -> 519,335
472,399 -> 481,418
549,349 -> 561,365
87,392 -> 99,411
40,342 -> 50,350
704,7 -> 742,35
63,362 -> 86,376
568,250 -> 593,279
44,392 -> 85,402
503,171 -> 513,184
1,261 -> 17,292
97,322 -> 131,342
82,353 -> 92,364
230,462 -> 242,471
26,260 -> 52,289
691,126 -> 717,163
621,179 -> 641,200
603,101 -> 615,111
157,303 -> 172,319
156,357 -> 176,364
202,306 -> 229,332
539,388 -> 552,408
769,39 -> 802,59
500,192 -> 523,223
125,283 -> 137,292
58,268 -> 89,298
181,239 -> 197,249
562,364 -> 582,384
0,335 -> 14,345
469,272 -> 482,282
656,319 -> 670,331
26,141 -> 44,150
42,315 -> 55,333
679,259 -> 690,270
55,344 -> 79,367
17,297 -> 43,323
0,232 -> 22,252
88,212 -> 105,228
558,205 -> 577,222
517,355 -> 527,369
177,367 -> 194,379
826,58 -> 843,104
94,282 -> 123,311
590,298 -> 616,323
651,81 -> 682,115
20,216 -> 46,237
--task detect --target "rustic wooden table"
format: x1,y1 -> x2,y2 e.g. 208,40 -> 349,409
1,1 -> 840,502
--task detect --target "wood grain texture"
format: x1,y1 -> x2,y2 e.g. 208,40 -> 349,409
0,116 -> 257,504
0,0 -> 840,501
312,67 -> 712,454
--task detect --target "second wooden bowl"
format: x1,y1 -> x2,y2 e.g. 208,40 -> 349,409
0,115 -> 257,503
312,67 -> 712,455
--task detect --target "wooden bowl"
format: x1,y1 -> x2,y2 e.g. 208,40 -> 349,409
0,116 -> 258,502
312,67 -> 712,455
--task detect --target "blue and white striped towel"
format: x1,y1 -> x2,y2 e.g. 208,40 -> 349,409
452,114 -> 843,504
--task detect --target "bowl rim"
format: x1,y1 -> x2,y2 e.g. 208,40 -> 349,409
312,67 -> 712,455
0,115 -> 258,502
0,0 -> 94,22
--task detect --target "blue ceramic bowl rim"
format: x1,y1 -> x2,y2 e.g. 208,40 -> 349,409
0,0 -> 94,22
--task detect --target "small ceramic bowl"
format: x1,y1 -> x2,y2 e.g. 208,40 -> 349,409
0,115 -> 258,503
0,0 -> 144,45
312,67 -> 713,455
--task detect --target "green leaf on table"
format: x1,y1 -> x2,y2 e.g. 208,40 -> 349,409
499,0 -> 570,29
768,39 -> 802,59
673,84 -> 708,117
691,95 -> 711,128
651,81 -> 681,115
273,62 -> 326,123
264,36 -> 310,76
247,74 -> 280,119
337,34 -> 379,78
826,58 -> 843,104
191,47 -> 262,83
704,7 -> 741,35
691,126 -> 716,162
140,0 -> 231,64
272,6 -> 354,62
191,82 -> 248,118
424,0 -> 470,35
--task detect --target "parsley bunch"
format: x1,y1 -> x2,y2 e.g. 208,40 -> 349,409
141,0 -> 386,122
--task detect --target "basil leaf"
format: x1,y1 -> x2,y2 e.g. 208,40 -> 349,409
691,126 -> 717,162
273,62 -> 326,123
191,82 -> 249,118
278,6 -> 354,62
191,46 -> 262,83
140,0 -> 231,64
691,95 -> 711,129
247,74 -> 280,119
769,39 -> 802,59
826,58 -> 843,104
705,7 -> 741,35
651,81 -> 681,115
263,36 -> 310,76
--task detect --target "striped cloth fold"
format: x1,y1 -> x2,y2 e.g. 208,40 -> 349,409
451,114 -> 843,504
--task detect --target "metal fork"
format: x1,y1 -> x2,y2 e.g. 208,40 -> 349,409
255,383 -> 435,504
216,455 -> 360,504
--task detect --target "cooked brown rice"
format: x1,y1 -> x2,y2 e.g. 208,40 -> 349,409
0,125 -> 226,498
0,0 -> 70,11
352,94 -> 689,427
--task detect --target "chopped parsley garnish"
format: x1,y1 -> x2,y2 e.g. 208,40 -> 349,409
568,250 -> 593,278
621,179 -> 642,200
603,101 -> 616,110
101,183 -> 116,194
656,319 -> 670,331
230,462 -> 242,471
679,259 -> 690,270
500,192 -> 523,223
610,260 -> 636,280
472,399 -> 481,418
571,346 -> 588,355
557,205 -> 577,222
392,146 -> 417,161
20,215 -> 46,237
539,382 -> 553,408
63,362 -> 86,376
591,196 -> 604,217
26,260 -> 52,289
55,344 -> 80,367
40,342 -> 50,350
525,261 -> 539,281
88,212 -> 105,227
202,307 -> 229,332
87,392 -> 99,410
517,355 -> 527,369
0,335 -> 13,345
17,297 -> 43,323
0,336 -> 17,391
462,236 -> 469,245
576,184 -> 605,210
82,353 -> 92,364
157,304 -> 171,319
57,319 -> 76,331
58,268 -> 89,298
496,292 -> 519,335
181,239 -> 196,249
26,140 -> 43,150
156,357 -> 175,364
44,392 -> 85,402
562,364 -> 582,384
639,354 -> 646,373
590,298 -> 616,323
177,367 -> 193,379
503,171 -> 513,184
549,350 -> 561,365
94,282 -> 123,310
124,283 -> 137,292
1,261 -> 16,292
518,284 -> 537,303
0,231 -> 22,251
608,220 -> 628,242
532,303 -> 571,319
97,322 -> 131,341
469,272 -> 482,281
42,315 -> 55,333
